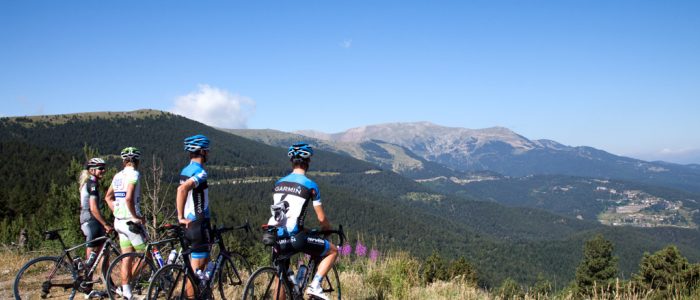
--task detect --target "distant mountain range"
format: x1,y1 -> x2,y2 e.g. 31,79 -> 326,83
286,122 -> 700,193
228,128 -> 466,179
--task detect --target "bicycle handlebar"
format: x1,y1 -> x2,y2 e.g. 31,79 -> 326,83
262,224 -> 347,246
316,224 -> 346,246
216,220 -> 251,235
156,223 -> 182,233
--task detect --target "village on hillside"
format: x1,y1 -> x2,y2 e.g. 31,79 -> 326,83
594,184 -> 698,229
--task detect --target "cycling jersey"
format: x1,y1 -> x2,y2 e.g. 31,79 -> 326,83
80,176 -> 102,224
111,166 -> 142,220
180,161 -> 210,221
180,161 -> 211,258
268,173 -> 321,235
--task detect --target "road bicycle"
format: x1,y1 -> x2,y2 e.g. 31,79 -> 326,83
242,225 -> 345,300
106,223 -> 183,300
146,222 -> 253,299
13,228 -> 121,299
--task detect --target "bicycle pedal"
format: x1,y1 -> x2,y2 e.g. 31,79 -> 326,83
84,290 -> 107,299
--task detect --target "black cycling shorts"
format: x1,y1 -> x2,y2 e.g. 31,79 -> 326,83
278,230 -> 330,258
81,220 -> 105,248
185,218 -> 212,259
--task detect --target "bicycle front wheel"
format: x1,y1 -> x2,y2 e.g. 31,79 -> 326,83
215,252 -> 252,300
13,256 -> 77,299
320,265 -> 341,300
106,252 -> 156,299
147,264 -> 195,300
242,267 -> 291,300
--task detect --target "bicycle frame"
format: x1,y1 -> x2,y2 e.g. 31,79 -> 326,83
40,231 -> 120,294
70,236 -> 119,279
171,222 -> 251,298
266,225 -> 346,299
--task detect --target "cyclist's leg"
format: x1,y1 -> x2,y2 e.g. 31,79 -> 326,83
293,231 -> 337,299
295,232 -> 337,279
115,219 -> 147,299
82,221 -> 106,267
185,218 -> 212,298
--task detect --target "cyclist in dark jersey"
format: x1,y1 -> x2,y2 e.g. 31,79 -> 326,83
176,134 -> 212,298
79,157 -> 113,298
268,143 -> 338,300
79,158 -> 112,260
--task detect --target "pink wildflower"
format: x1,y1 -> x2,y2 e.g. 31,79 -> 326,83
355,241 -> 367,257
370,249 -> 379,262
340,244 -> 352,256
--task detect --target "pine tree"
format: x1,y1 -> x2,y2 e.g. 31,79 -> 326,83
422,250 -> 448,284
448,256 -> 478,286
575,234 -> 618,297
633,245 -> 691,297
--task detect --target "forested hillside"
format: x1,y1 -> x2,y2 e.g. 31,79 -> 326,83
1,110 -> 699,288
426,175 -> 700,227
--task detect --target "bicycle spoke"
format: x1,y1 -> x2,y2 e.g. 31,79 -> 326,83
216,252 -> 252,299
14,256 -> 76,299
321,266 -> 342,300
243,267 -> 290,300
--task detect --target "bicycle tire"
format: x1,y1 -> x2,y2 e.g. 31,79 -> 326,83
147,263 -> 195,300
215,251 -> 252,300
13,256 -> 77,299
321,265 -> 342,300
242,266 -> 291,300
106,251 -> 156,300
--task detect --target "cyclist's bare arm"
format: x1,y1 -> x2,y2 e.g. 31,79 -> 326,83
313,204 -> 331,231
89,196 -> 111,232
176,179 -> 196,226
105,186 -> 115,211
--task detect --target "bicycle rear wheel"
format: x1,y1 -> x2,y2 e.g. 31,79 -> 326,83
147,264 -> 194,300
106,252 -> 156,299
242,267 -> 291,300
13,256 -> 77,299
215,252 -> 252,300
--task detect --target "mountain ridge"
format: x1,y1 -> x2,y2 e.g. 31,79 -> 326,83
292,122 -> 700,193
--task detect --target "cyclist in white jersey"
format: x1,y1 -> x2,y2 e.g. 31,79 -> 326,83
105,146 -> 146,300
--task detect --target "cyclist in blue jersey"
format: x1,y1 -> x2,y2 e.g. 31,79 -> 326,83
176,134 -> 212,298
268,142 -> 338,300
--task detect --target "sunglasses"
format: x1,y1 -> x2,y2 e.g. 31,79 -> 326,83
91,166 -> 105,171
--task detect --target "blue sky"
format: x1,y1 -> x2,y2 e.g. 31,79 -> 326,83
1,1 -> 699,163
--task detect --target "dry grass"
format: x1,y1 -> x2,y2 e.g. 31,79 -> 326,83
0,250 -> 45,298
1,249 -> 698,300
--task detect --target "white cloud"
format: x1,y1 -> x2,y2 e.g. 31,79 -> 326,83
340,39 -> 352,48
171,84 -> 256,129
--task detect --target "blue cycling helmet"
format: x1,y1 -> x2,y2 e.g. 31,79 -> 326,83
288,142 -> 313,160
184,134 -> 210,152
